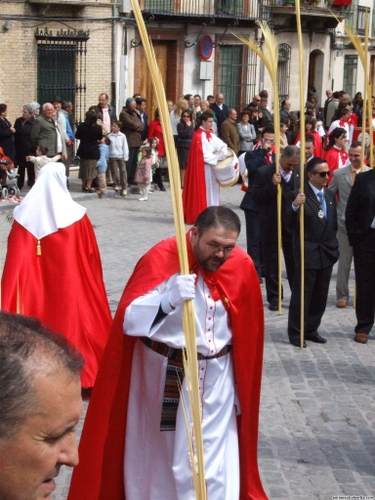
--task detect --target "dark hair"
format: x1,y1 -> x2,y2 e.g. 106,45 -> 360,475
325,127 -> 347,150
88,106 -> 99,118
149,137 -> 159,151
113,120 -> 122,129
85,110 -> 97,126
305,117 -> 317,129
338,107 -> 350,118
305,133 -> 315,145
194,94 -> 201,99
37,145 -> 49,155
306,156 -> 326,174
184,94 -> 192,101
350,141 -> 362,149
62,101 -> 71,110
333,91 -> 340,99
142,147 -> 152,158
181,109 -> 193,120
0,103 -> 7,114
194,206 -> 241,235
135,97 -> 146,105
282,145 -> 300,159
0,312 -> 83,439
259,89 -> 268,99
241,110 -> 251,119
280,117 -> 289,127
200,111 -> 214,123
262,125 -> 275,136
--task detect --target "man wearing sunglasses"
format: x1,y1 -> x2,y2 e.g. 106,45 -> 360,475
287,157 -> 339,347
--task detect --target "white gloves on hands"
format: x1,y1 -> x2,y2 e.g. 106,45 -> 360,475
169,274 -> 196,309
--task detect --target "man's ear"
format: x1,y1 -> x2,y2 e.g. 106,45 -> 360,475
190,226 -> 199,241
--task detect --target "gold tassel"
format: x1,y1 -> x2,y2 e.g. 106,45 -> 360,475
36,240 -> 41,256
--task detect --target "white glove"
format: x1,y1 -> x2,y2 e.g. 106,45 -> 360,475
168,274 -> 196,308
217,152 -> 227,161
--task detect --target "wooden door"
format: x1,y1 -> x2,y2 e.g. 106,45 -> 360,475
138,42 -> 168,122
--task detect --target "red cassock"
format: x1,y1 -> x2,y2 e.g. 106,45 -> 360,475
1,215 -> 112,388
68,233 -> 268,500
182,128 -> 209,224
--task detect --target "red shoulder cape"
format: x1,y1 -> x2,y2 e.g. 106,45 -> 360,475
68,234 -> 268,500
182,128 -> 209,224
1,216 -> 112,388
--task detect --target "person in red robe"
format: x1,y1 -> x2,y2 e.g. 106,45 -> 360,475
68,206 -> 268,500
1,163 -> 112,388
323,127 -> 348,185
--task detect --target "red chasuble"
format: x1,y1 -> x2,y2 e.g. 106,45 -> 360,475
1,215 -> 112,388
182,128 -> 210,224
68,233 -> 268,500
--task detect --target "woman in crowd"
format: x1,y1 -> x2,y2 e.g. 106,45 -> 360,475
177,109 -> 194,188
237,110 -> 256,155
76,110 -> 103,192
170,98 -> 188,148
294,117 -> 322,157
323,127 -> 348,184
14,104 -> 36,189
0,103 -> 15,162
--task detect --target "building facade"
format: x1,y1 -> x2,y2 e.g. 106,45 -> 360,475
0,0 -> 373,123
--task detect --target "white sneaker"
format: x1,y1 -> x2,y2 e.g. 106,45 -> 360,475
122,189 -> 127,196
114,186 -> 119,191
138,197 -> 148,201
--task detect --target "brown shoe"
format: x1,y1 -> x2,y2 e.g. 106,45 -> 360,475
336,301 -> 347,308
354,333 -> 368,344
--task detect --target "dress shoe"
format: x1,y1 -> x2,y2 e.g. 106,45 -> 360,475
354,332 -> 368,344
290,338 -> 307,348
268,303 -> 278,311
336,301 -> 347,308
305,333 -> 327,344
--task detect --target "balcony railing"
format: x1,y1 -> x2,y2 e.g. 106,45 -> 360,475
141,0 -> 267,20
271,0 -> 351,10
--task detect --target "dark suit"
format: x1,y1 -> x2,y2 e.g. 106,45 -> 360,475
209,102 -> 228,137
252,163 -> 299,305
287,184 -> 339,342
346,169 -> 375,335
240,149 -> 274,278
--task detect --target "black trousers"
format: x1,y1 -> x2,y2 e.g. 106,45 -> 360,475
288,265 -> 333,342
243,209 -> 262,278
262,234 -> 295,305
17,161 -> 35,189
127,147 -> 140,183
353,230 -> 375,334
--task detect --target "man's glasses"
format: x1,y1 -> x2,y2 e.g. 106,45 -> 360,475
314,171 -> 330,178
262,139 -> 275,144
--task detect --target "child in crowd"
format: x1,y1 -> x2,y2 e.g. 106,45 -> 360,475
26,145 -> 61,179
149,136 -> 165,192
96,136 -> 110,198
0,147 -> 16,187
107,120 -> 129,196
135,146 -> 152,201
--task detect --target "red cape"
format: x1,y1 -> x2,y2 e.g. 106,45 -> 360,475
323,147 -> 348,185
182,128 -> 209,224
295,131 -> 322,157
68,234 -> 268,500
1,215 -> 112,388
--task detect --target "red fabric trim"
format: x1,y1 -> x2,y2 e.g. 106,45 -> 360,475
182,128 -> 209,224
1,216 -> 112,388
68,235 -> 268,500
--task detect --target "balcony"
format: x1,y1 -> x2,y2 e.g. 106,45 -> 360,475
137,0 -> 270,26
270,0 -> 352,30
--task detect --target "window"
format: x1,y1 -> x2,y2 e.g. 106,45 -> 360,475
35,28 -> 89,124
346,0 -> 370,36
277,43 -> 291,103
215,0 -> 244,16
217,44 -> 257,110
343,55 -> 357,99
372,3 -> 375,37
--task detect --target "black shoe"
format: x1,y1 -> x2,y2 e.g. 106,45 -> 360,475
305,333 -> 327,344
159,186 -> 166,191
268,303 -> 278,311
290,338 -> 307,348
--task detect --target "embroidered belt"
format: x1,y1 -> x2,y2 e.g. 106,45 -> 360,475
140,337 -> 232,431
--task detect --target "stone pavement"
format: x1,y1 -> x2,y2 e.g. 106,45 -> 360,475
0,171 -> 374,500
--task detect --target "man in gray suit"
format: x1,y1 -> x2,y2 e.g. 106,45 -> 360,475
329,142 -> 369,308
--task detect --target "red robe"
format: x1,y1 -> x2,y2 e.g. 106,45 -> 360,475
182,128 -> 210,224
323,147 -> 348,185
294,131 -> 322,157
1,215 -> 112,388
68,234 -> 268,500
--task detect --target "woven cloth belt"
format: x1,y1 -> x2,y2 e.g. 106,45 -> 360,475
140,337 -> 232,431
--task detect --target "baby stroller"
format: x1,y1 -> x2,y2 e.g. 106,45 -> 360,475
0,160 -> 20,198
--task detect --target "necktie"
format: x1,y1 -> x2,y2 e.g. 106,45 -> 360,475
317,191 -> 327,218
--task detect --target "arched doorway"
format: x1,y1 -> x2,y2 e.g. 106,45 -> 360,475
308,49 -> 324,107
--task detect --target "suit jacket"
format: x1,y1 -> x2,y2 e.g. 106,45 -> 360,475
240,149 -> 274,212
288,183 -> 339,269
30,114 -> 58,156
329,164 -> 370,230
346,168 -> 375,247
220,118 -> 240,154
209,102 -> 228,135
252,162 -> 300,243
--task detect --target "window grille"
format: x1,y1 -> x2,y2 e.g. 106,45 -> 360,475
343,55 -> 357,99
35,28 -> 89,125
277,43 -> 291,103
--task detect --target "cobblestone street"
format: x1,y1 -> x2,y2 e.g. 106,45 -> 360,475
1,173 -> 374,500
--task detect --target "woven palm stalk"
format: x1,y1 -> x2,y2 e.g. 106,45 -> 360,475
129,1 -> 206,498
333,13 -> 373,170
295,0 -> 306,348
235,24 -> 283,313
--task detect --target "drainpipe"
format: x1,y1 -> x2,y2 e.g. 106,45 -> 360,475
112,0 -> 117,109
